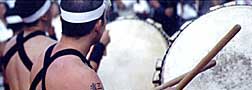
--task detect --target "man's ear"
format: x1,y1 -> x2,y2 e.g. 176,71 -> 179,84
94,20 -> 102,33
41,14 -> 48,21
41,10 -> 51,21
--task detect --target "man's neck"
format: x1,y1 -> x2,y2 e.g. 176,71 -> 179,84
58,35 -> 93,56
23,22 -> 46,35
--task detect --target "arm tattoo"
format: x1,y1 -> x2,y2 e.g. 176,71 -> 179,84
90,83 -> 103,90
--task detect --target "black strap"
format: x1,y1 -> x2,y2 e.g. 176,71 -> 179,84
2,31 -> 46,71
2,45 -> 18,69
4,83 -> 10,90
30,44 -> 92,90
30,44 -> 55,90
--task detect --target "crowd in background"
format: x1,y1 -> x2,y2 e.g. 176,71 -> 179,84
0,0 -> 252,57
1,0 -> 252,42
107,0 -> 252,36
1,0 -> 252,61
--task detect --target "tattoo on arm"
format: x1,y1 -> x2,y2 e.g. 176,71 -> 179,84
90,83 -> 103,90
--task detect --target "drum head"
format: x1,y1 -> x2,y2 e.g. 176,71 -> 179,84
98,19 -> 168,90
162,5 -> 252,90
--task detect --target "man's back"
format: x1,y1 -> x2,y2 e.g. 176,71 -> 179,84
30,44 -> 103,90
30,0 -> 109,89
3,31 -> 55,90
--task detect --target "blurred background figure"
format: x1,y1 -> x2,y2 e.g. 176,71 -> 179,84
51,0 -> 62,40
177,0 -> 198,25
148,0 -> 179,37
197,0 -> 226,16
0,1 -> 7,59
0,1 -> 16,90
236,0 -> 252,5
48,0 -> 60,40
133,0 -> 150,19
0,1 -> 13,42
112,0 -> 150,19
0,0 -> 13,70
113,0 -> 136,17
106,0 -> 120,22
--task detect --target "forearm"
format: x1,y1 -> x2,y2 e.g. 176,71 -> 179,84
88,42 -> 106,71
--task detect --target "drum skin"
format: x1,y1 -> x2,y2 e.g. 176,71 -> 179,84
97,19 -> 168,90
162,5 -> 252,90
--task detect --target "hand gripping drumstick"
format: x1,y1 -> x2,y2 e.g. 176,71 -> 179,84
155,60 -> 216,90
175,24 -> 241,90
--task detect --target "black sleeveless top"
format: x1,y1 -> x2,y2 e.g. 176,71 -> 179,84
30,44 -> 92,90
2,31 -> 46,71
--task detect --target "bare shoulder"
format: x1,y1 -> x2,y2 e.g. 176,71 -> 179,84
46,56 -> 104,90
2,35 -> 17,55
33,35 -> 56,46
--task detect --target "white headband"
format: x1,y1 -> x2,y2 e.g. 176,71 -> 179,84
60,1 -> 108,23
6,15 -> 23,24
23,0 -> 51,23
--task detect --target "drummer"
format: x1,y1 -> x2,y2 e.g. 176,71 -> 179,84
30,0 -> 110,89
2,0 -> 56,90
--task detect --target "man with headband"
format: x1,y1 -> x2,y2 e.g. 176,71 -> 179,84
2,0 -> 55,90
30,0 -> 110,90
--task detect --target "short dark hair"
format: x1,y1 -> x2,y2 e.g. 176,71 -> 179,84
7,23 -> 24,33
4,7 -> 24,32
60,0 -> 105,38
15,0 -> 47,27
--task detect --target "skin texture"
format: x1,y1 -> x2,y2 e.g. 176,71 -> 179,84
0,3 -> 6,22
164,87 -> 177,90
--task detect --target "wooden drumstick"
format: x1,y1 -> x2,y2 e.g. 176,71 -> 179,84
155,60 -> 216,90
175,24 -> 241,90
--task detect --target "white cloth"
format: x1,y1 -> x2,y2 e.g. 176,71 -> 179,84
60,0 -> 108,23
0,21 -> 13,42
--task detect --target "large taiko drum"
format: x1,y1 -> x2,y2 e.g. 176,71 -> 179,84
97,18 -> 169,90
160,5 -> 252,90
